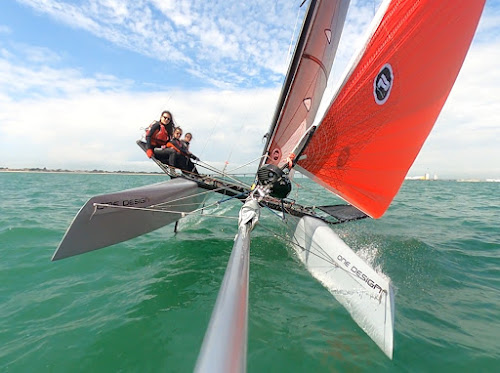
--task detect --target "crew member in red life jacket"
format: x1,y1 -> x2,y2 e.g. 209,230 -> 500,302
167,127 -> 200,172
145,110 -> 175,161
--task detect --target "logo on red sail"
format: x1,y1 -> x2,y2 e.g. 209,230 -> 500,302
374,64 -> 393,105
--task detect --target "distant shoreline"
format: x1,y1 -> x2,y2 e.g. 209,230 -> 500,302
0,168 -> 164,176
1,168 -> 498,182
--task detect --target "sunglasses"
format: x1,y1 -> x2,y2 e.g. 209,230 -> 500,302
162,116 -> 171,120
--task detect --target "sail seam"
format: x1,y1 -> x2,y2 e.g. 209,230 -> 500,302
302,53 -> 327,79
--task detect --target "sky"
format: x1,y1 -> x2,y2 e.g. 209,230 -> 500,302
0,0 -> 499,179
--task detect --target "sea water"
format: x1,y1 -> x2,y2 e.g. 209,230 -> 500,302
0,172 -> 498,372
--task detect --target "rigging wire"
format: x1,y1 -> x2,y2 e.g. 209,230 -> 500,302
153,186 -> 225,207
90,179 -> 375,292
284,2 -> 304,71
226,154 -> 266,174
93,199 -> 374,294
222,121 -> 246,172
199,114 -> 221,159
195,161 -> 253,189
255,214 -> 382,298
256,221 -> 336,267
92,202 -> 239,222
91,182 -> 247,220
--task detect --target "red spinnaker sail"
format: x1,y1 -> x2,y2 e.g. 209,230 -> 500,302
297,0 -> 486,218
262,0 -> 350,168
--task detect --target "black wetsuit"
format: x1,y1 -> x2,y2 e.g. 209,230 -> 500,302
181,140 -> 198,174
167,138 -> 199,173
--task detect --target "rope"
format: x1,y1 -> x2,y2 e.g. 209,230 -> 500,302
226,154 -> 267,174
91,201 -> 239,222
195,161 -> 253,189
216,191 -> 248,205
259,201 -> 284,220
189,192 -> 243,215
91,190 -> 381,299
256,220 -> 381,297
152,187 -> 225,208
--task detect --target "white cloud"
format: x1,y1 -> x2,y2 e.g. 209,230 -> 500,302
0,46 -> 279,172
0,25 -> 12,34
0,88 -> 279,172
408,8 -> 500,179
2,0 -> 499,179
0,58 -> 132,99
15,0 -> 303,87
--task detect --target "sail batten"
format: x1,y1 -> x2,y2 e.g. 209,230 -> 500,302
298,0 -> 486,218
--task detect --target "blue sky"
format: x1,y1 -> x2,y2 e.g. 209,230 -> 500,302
0,0 -> 499,178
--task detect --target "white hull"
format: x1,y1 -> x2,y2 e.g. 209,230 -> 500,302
289,215 -> 394,359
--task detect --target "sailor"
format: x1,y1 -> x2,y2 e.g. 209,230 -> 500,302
145,110 -> 175,160
181,132 -> 192,150
181,132 -> 199,173
167,127 -> 200,172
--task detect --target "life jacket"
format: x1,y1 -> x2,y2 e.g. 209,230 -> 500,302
148,123 -> 170,147
166,139 -> 183,154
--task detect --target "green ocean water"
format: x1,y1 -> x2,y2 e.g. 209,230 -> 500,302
1,172 -> 499,372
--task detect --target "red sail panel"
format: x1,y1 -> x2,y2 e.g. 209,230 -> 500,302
264,0 -> 349,168
297,0 -> 485,218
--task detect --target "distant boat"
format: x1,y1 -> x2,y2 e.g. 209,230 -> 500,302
53,0 -> 485,369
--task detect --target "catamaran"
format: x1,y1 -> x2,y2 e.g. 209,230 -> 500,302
53,0 -> 486,370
